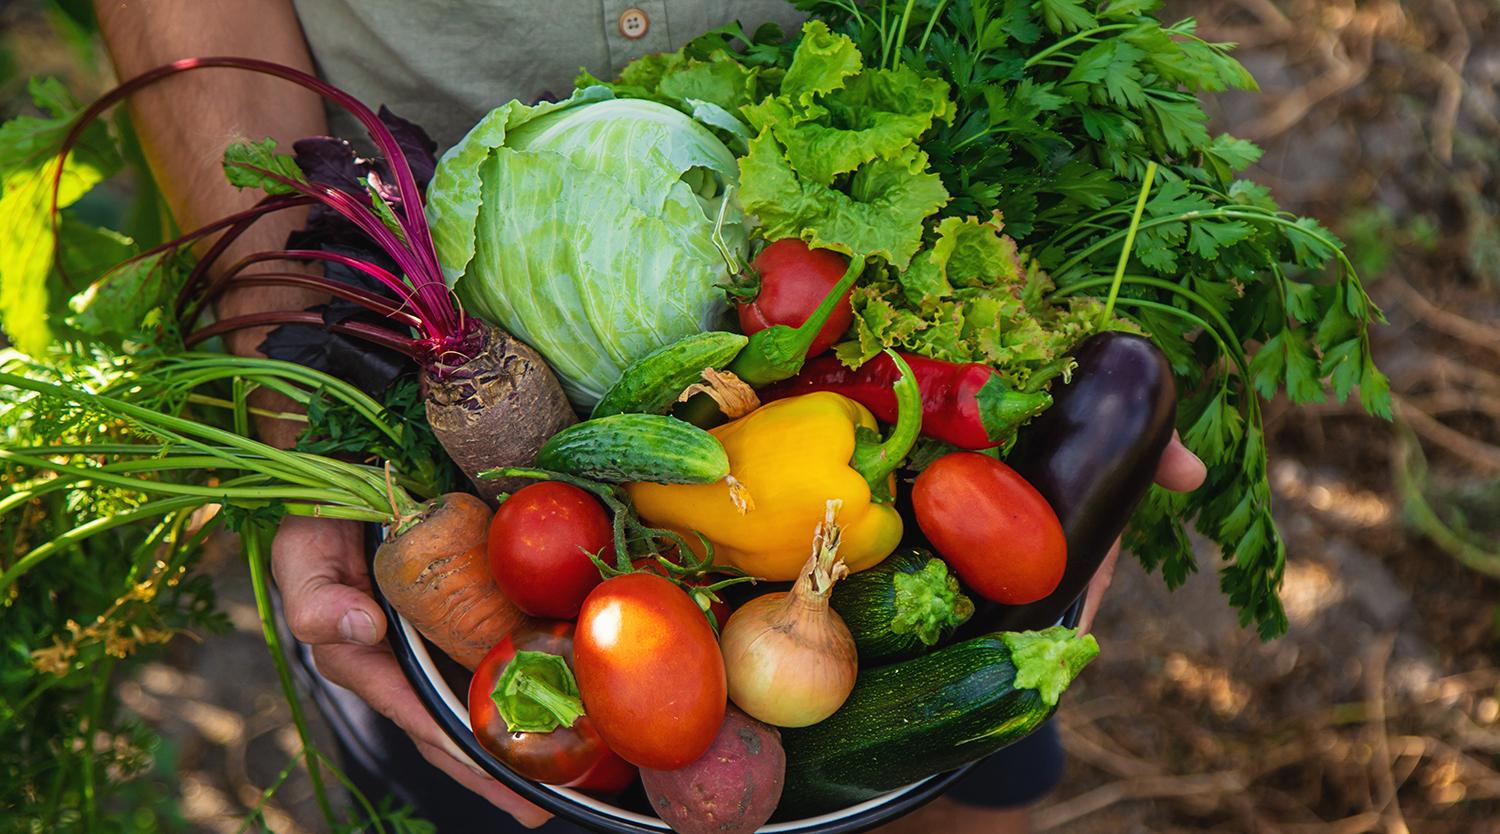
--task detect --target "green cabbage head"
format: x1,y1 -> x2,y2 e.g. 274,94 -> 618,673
426,87 -> 748,408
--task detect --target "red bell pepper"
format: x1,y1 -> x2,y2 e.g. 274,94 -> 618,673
467,622 -> 636,792
761,351 -> 1052,449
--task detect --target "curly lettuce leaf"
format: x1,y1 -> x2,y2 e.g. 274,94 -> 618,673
780,19 -> 863,103
590,20 -> 955,269
744,64 -> 953,187
739,131 -> 947,268
837,215 -> 1118,393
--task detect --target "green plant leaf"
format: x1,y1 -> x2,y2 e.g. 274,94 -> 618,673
738,131 -> 948,268
1037,0 -> 1097,33
223,138 -> 307,194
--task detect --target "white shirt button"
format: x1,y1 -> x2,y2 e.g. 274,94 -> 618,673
618,7 -> 650,40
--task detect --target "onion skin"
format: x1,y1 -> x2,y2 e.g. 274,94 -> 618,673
719,504 -> 858,728
721,593 -> 857,728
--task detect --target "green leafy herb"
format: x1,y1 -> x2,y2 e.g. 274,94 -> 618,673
223,138 -> 307,194
786,0 -> 1389,639
296,375 -> 453,498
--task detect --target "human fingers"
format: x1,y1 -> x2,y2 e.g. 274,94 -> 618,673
271,516 -> 385,646
1154,431 -> 1207,493
312,640 -> 551,827
1077,542 -> 1120,634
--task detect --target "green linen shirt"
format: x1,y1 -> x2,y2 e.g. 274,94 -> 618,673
292,0 -> 806,149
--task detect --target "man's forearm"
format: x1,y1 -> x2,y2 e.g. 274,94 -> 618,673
95,0 -> 329,358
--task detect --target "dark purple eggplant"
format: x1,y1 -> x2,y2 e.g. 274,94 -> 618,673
968,332 -> 1177,632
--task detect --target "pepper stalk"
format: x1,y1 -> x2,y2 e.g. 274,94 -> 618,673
729,256 -> 866,387
492,650 -> 587,733
848,350 -> 922,503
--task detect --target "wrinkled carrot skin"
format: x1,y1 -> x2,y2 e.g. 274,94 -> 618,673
373,492 -> 529,669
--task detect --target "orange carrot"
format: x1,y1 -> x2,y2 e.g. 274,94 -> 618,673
373,492 -> 528,669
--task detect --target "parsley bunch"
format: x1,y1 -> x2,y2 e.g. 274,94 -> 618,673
801,0 -> 1389,637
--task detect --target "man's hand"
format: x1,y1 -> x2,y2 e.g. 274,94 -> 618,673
1076,432 -> 1207,633
271,517 -> 551,827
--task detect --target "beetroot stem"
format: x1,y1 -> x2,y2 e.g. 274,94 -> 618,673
218,250 -> 422,313
227,163 -> 445,319
175,195 -> 318,319
185,311 -> 423,358
214,273 -> 423,328
51,56 -> 456,330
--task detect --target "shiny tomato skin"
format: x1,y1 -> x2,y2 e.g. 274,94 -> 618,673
488,482 -> 612,619
913,452 -> 1067,605
573,573 -> 727,770
629,557 -> 733,630
736,239 -> 853,357
467,622 -> 636,791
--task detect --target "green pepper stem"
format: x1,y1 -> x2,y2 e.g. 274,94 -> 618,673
492,650 -> 586,733
793,255 -> 863,352
849,350 -> 922,501
729,255 -> 865,386
512,672 -> 586,728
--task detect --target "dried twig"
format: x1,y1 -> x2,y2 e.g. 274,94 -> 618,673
1034,772 -> 1244,831
1365,633 -> 1412,834
1394,397 -> 1500,474
1386,276 -> 1500,361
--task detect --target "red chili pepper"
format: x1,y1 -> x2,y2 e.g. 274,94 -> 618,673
467,622 -> 636,793
761,351 -> 1053,449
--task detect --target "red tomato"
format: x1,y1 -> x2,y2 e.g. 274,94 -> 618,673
912,452 -> 1067,605
736,239 -> 853,357
629,557 -> 734,630
488,482 -> 612,618
467,622 -> 636,792
573,573 -> 727,770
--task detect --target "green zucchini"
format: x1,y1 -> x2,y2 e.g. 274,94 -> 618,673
831,549 -> 973,664
777,627 -> 1099,818
592,332 -> 749,418
536,414 -> 729,484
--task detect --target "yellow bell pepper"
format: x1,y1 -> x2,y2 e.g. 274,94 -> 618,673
628,352 -> 920,581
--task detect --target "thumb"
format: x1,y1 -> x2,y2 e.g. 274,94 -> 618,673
272,516 -> 387,646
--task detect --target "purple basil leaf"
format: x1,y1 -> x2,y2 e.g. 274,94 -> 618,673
377,105 -> 438,188
260,315 -> 409,397
291,136 -> 365,195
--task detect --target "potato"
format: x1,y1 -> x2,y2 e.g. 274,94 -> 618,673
641,707 -> 786,834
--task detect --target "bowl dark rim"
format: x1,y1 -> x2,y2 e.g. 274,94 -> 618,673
369,523 -> 1082,834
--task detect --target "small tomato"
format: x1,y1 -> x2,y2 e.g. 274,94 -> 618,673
488,482 -> 612,618
912,452 -> 1066,605
736,239 -> 853,358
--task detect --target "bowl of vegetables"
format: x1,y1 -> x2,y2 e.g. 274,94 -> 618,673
35,0 -> 1387,830
372,504 -> 1094,834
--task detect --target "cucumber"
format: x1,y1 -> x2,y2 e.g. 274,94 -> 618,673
831,549 -> 973,664
777,627 -> 1098,818
536,413 -> 729,484
592,332 -> 749,418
